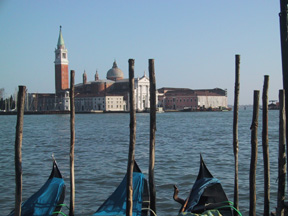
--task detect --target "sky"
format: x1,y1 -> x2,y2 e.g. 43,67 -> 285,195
0,1 -> 284,105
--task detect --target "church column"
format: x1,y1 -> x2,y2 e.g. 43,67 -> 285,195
146,85 -> 149,109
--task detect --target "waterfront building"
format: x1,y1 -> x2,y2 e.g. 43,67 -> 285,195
25,26 -> 70,112
135,73 -> 150,111
74,62 -> 151,112
23,26 -> 227,113
26,91 -> 70,111
158,87 -> 228,111
75,95 -> 126,112
25,26 -> 152,112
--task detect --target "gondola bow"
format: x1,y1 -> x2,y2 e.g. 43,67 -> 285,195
178,155 -> 232,216
7,160 -> 66,216
93,162 -> 149,216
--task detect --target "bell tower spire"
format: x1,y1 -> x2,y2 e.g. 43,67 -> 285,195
57,25 -> 65,49
95,70 -> 99,81
54,26 -> 69,95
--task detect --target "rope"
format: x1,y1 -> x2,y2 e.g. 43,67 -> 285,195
52,203 -> 69,216
142,207 -> 157,216
52,211 -> 67,216
58,203 -> 70,209
215,201 -> 242,216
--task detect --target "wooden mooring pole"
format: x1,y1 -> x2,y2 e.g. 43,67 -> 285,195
14,85 -> 26,216
279,1 -> 288,202
233,54 -> 240,213
126,59 -> 136,216
277,90 -> 286,216
69,70 -> 75,216
149,59 -> 157,214
249,90 -> 259,216
279,0 -> 288,163
262,75 -> 270,216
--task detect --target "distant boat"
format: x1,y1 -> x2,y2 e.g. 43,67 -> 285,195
175,155 -> 236,216
157,107 -> 164,113
268,101 -> 279,110
92,161 -> 150,216
7,159 -> 65,216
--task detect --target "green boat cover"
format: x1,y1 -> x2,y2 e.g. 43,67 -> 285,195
93,172 -> 145,216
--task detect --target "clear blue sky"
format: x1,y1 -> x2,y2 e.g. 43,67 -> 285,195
0,1 -> 283,105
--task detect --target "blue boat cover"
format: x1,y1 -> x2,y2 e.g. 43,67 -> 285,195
185,178 -> 220,212
8,177 -> 65,216
93,172 -> 145,216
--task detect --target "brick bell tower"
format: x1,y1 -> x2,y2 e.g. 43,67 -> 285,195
54,26 -> 69,95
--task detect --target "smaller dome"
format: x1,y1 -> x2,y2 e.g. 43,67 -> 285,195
107,61 -> 124,81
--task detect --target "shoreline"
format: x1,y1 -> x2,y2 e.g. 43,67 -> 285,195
0,108 -> 231,115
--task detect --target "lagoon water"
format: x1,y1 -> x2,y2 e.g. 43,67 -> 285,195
0,109 -> 281,215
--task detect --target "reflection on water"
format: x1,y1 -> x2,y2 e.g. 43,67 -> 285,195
0,110 -> 280,215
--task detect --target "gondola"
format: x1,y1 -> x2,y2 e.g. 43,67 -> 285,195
93,161 -> 150,216
175,155 -> 233,216
8,159 -> 66,216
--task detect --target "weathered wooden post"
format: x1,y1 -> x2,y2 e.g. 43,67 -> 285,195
279,1 -> 288,198
149,59 -> 157,214
279,0 -> 288,160
69,70 -> 75,216
249,90 -> 259,216
233,54 -> 240,213
277,89 -> 286,216
14,85 -> 26,216
126,59 -> 136,216
262,75 -> 270,216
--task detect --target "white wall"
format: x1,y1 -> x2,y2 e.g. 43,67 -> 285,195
197,96 -> 227,108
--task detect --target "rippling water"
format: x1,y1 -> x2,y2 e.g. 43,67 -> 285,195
0,109 -> 281,215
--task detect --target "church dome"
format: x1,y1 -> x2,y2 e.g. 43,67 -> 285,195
106,61 -> 124,81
